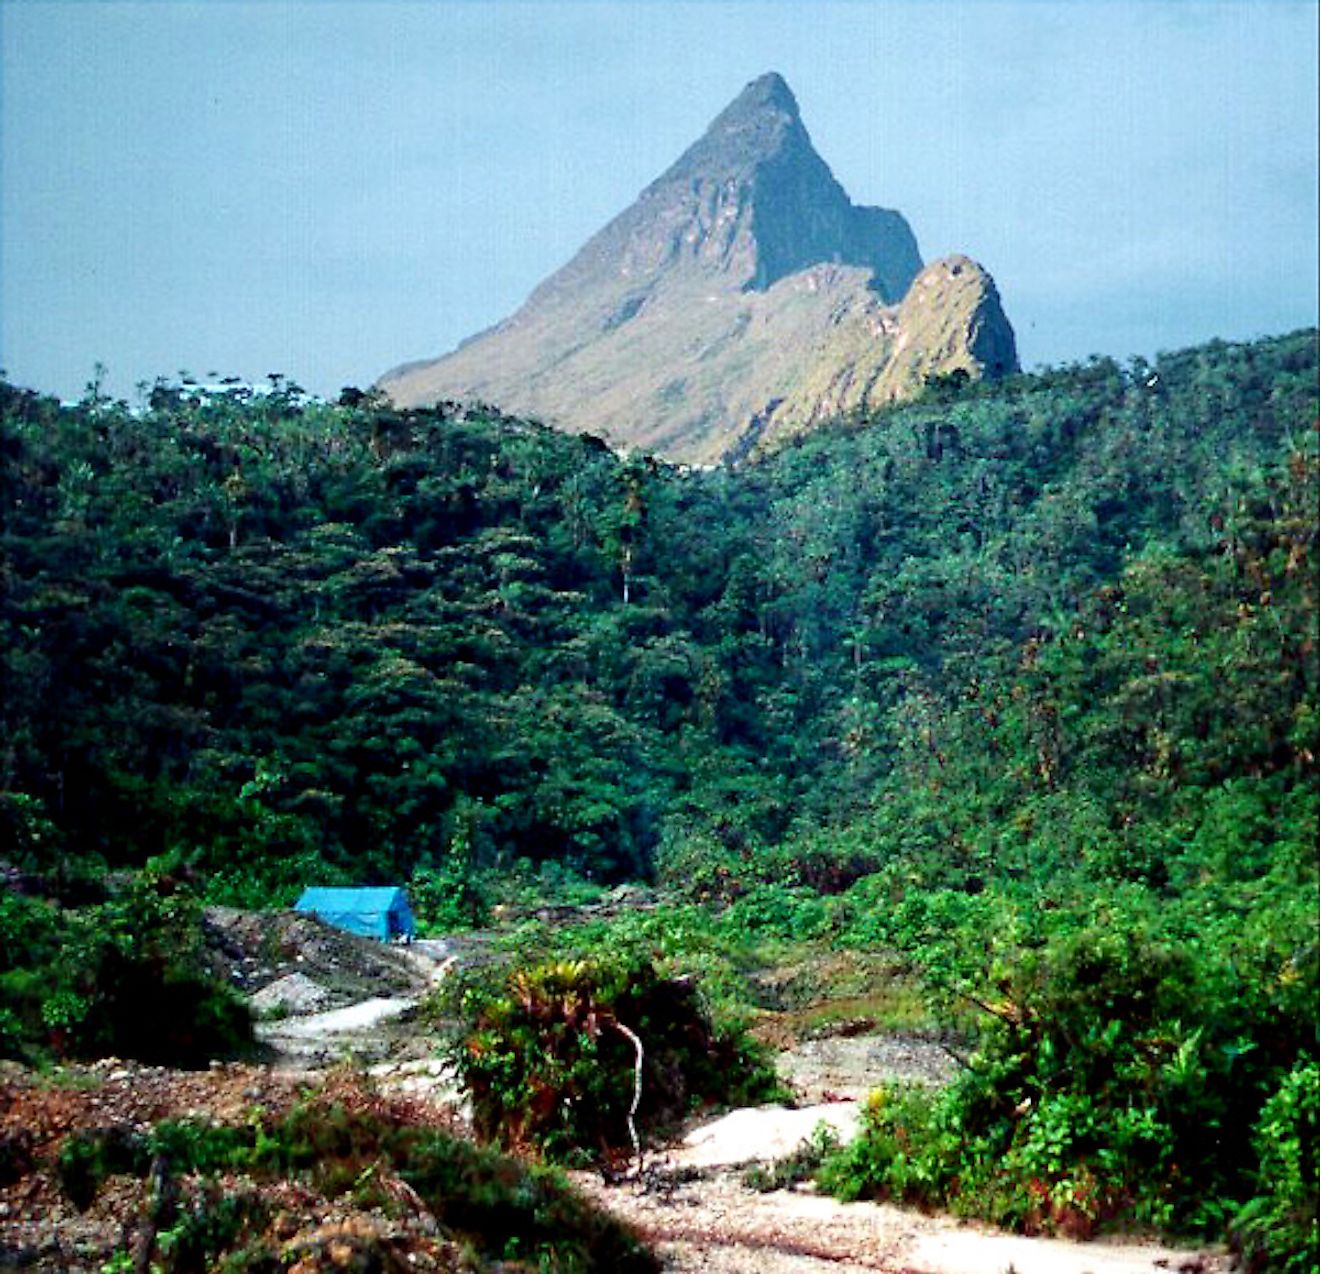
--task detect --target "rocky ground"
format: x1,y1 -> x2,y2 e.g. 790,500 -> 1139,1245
202,906 -> 443,1007
1,909 -> 1233,1273
0,1060 -> 466,1272
777,1032 -> 958,1103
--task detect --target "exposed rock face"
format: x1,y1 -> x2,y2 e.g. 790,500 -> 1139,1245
762,256 -> 1018,444
380,72 -> 1017,463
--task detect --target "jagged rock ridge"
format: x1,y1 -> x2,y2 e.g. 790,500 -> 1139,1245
380,72 -> 1017,463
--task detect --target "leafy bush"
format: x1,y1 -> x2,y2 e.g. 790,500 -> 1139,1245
652,829 -> 753,904
1231,1057 -> 1319,1273
409,860 -> 491,931
0,890 -> 62,971
401,1130 -> 658,1271
743,1121 -> 840,1192
0,869 -> 252,1066
717,882 -> 833,942
447,953 -> 784,1161
821,901 -> 1318,1241
818,1085 -> 960,1208
58,1126 -> 150,1211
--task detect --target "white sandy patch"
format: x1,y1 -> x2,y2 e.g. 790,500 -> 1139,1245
258,996 -> 413,1039
669,1101 -> 862,1168
576,1172 -> 1231,1274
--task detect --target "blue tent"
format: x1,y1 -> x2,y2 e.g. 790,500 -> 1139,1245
295,886 -> 416,942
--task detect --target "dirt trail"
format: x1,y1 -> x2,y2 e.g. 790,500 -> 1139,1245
255,995 -> 418,1066
576,1170 -> 1230,1274
576,1082 -> 1227,1272
570,1037 -> 1229,1274
209,909 -> 457,1069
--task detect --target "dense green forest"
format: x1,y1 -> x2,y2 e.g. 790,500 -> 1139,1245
3,333 -> 1314,896
2,329 -> 1317,1264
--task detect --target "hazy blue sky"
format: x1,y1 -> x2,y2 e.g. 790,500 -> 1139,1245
2,1 -> 1316,402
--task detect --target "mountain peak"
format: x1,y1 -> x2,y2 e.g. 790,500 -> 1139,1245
380,76 -> 1016,463
624,72 -> 919,297
662,71 -> 808,189
721,71 -> 800,123
746,70 -> 795,101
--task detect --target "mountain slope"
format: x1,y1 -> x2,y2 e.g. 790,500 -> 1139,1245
379,73 -> 1017,463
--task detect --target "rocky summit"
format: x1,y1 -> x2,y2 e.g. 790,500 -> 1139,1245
379,72 -> 1018,463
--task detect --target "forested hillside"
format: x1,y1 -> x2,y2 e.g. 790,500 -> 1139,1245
2,331 -> 1316,1264
3,332 -> 1315,900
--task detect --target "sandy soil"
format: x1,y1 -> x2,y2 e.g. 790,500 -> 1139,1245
667,1101 -> 862,1169
259,995 -> 415,1039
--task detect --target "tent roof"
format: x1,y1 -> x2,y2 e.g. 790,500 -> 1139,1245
296,886 -> 410,912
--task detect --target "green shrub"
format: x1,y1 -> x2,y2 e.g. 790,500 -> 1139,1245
744,1121 -> 840,1192
1231,1057 -> 1319,1273
0,891 -> 62,972
0,870 -> 254,1066
0,1005 -> 23,1061
821,900 -> 1318,1241
653,829 -> 750,903
409,860 -> 491,931
656,824 -> 886,906
58,1127 -> 151,1211
820,1083 -> 981,1210
400,1132 -> 658,1272
447,953 -> 784,1161
154,1189 -> 273,1274
717,882 -> 833,942
0,969 -> 48,1062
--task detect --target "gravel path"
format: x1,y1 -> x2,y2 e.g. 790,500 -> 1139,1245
255,996 -> 420,1065
250,938 -> 455,1067
577,1167 -> 1230,1274
573,1045 -> 1229,1274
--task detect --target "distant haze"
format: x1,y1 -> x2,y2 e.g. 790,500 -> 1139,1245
2,1 -> 1316,403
